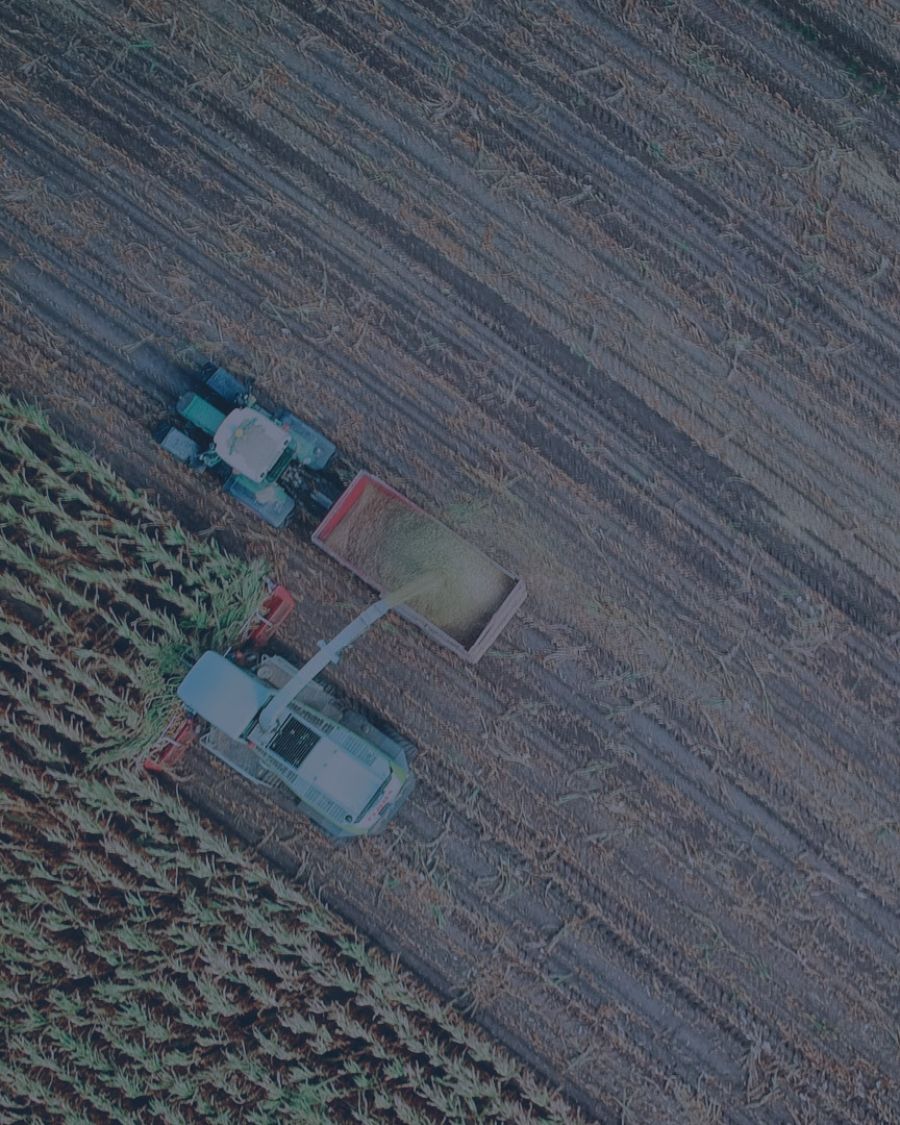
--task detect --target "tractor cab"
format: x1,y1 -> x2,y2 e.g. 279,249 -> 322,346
175,395 -> 293,483
212,408 -> 293,483
157,364 -> 345,527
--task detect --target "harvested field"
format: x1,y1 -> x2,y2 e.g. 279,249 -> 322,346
1,0 -> 899,1121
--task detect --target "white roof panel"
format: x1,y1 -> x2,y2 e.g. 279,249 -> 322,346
214,408 -> 290,482
178,652 -> 271,740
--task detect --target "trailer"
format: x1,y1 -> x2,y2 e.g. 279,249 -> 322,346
314,472 -> 526,663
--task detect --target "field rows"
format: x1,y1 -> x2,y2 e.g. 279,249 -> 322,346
1,756 -> 580,1124
2,0 -> 899,1120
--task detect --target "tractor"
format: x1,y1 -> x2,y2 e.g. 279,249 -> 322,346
156,363 -> 354,527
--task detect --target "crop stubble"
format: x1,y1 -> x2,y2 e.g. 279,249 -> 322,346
1,0 -> 899,1120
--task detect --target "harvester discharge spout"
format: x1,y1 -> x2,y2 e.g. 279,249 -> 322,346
255,574 -> 440,733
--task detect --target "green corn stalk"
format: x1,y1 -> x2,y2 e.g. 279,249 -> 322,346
47,990 -> 95,1028
306,1023 -> 335,1056
104,1067 -> 155,1102
225,927 -> 262,958
229,966 -> 280,1010
41,599 -> 77,640
0,394 -> 50,432
5,508 -> 73,561
43,1024 -> 114,1076
42,898 -> 88,935
179,889 -> 226,928
112,922 -> 160,955
155,981 -> 220,1030
32,672 -> 118,730
278,1009 -> 319,1037
59,849 -> 117,889
251,1026 -> 302,1065
0,531 -> 62,585
27,463 -> 97,515
75,922 -> 123,970
0,1061 -> 76,1120
0,419 -> 36,464
388,1093 -> 427,1125
72,774 -> 143,818
4,877 -> 52,913
34,818 -> 78,850
118,1012 -> 174,1044
156,1079 -> 208,1115
172,850 -> 219,883
166,921 -> 212,961
1,471 -> 72,522
90,980 -> 131,1009
186,972 -> 245,1022
0,748 -> 59,796
183,1089 -> 224,1120
5,1002 -> 48,1036
60,1063 -> 128,1123
245,1076 -> 332,1124
0,570 -> 47,615
100,837 -> 178,895
67,566 -> 182,637
120,891 -> 154,921
6,721 -> 68,765
0,616 -> 54,660
25,702 -> 88,749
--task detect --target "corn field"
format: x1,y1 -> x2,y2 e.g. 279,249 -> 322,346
0,391 -> 267,760
0,755 -> 581,1124
0,394 -> 582,1123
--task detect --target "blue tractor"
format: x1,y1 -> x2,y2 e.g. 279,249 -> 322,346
156,364 -> 354,526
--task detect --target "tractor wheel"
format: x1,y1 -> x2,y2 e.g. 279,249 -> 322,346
195,363 -> 252,410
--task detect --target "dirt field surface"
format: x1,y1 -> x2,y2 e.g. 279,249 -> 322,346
2,1 -> 899,1121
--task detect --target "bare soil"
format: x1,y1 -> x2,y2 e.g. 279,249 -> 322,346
2,1 -> 899,1121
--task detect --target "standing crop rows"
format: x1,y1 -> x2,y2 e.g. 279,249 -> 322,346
0,392 -> 266,759
0,755 -> 581,1124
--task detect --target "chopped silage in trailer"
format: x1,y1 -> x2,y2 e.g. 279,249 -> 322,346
316,476 -> 518,648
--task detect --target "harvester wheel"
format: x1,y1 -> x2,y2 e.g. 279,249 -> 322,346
351,702 -> 419,763
313,676 -> 345,701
